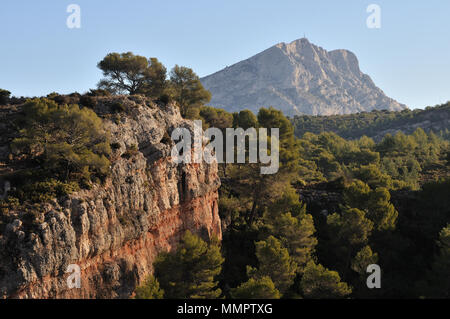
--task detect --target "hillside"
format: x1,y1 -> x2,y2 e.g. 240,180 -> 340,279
201,38 -> 406,116
0,96 -> 221,298
292,102 -> 450,141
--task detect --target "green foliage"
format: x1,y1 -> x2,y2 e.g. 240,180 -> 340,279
8,98 -> 110,205
0,89 -> 11,104
169,65 -> 211,118
343,181 -> 398,231
300,261 -> 352,299
295,126 -> 448,189
218,102 -> 448,299
153,231 -> 224,299
292,102 -> 450,141
112,102 -> 126,113
12,98 -> 111,182
233,110 -> 258,130
327,207 -> 373,247
425,224 -> 450,298
325,207 -> 374,277
264,211 -> 317,272
231,276 -> 281,299
351,245 -> 378,275
134,275 -> 164,299
247,236 -> 297,294
352,164 -> 393,189
86,88 -> 111,97
97,52 -> 168,97
9,179 -> 79,203
197,106 -> 233,130
267,186 -> 306,218
79,95 -> 97,108
144,57 -> 169,98
224,107 -> 300,226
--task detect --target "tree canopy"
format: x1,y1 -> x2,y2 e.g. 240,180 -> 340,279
97,52 -> 167,97
169,65 -> 211,118
153,231 -> 224,299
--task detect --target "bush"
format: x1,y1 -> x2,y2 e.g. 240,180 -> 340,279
134,275 -> 164,299
110,142 -> 121,150
10,98 -> 111,202
156,93 -> 170,105
112,102 -> 126,113
122,144 -> 138,159
154,231 -> 224,298
87,89 -> 111,97
79,95 -> 97,108
0,89 -> 11,104
231,276 -> 280,299
9,179 -> 79,204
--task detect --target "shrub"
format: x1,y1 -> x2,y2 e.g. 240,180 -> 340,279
10,98 -> 111,201
0,89 -> 11,104
157,93 -> 170,105
112,102 -> 126,113
231,276 -> 281,299
154,231 -> 224,298
110,142 -> 121,150
122,144 -> 138,159
87,89 -> 111,97
134,275 -> 164,299
80,95 -> 97,108
9,179 -> 79,204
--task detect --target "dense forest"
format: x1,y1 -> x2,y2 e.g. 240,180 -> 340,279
1,52 -> 449,299
292,102 -> 450,141
193,105 -> 450,299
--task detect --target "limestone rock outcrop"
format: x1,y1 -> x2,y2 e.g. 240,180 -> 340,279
201,38 -> 406,116
0,96 -> 221,298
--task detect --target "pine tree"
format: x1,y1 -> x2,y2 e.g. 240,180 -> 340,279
343,181 -> 398,231
300,261 -> 352,299
11,98 -> 111,184
134,275 -> 164,299
264,211 -> 317,273
0,88 -> 11,104
169,65 -> 211,118
326,207 -> 374,276
426,224 -> 450,298
351,245 -> 379,276
248,236 -> 297,294
231,276 -> 281,299
154,231 -> 224,299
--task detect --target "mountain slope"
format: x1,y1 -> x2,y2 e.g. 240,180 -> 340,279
292,102 -> 450,141
201,38 -> 406,116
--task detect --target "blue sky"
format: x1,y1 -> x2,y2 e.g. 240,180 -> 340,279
0,0 -> 449,109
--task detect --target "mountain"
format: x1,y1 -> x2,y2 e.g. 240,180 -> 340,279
201,38 -> 406,116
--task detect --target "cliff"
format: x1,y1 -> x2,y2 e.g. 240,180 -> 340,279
0,96 -> 221,298
201,38 -> 406,116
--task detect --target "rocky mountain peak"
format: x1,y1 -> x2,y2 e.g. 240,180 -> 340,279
201,38 -> 406,116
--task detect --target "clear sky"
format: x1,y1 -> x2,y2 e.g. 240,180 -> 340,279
1,0 -> 449,109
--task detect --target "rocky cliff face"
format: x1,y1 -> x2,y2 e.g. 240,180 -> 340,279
201,38 -> 406,116
0,96 -> 221,299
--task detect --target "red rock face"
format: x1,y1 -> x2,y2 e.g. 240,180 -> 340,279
0,97 -> 221,299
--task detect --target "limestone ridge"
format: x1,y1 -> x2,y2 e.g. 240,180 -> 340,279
201,38 -> 406,116
0,96 -> 221,298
